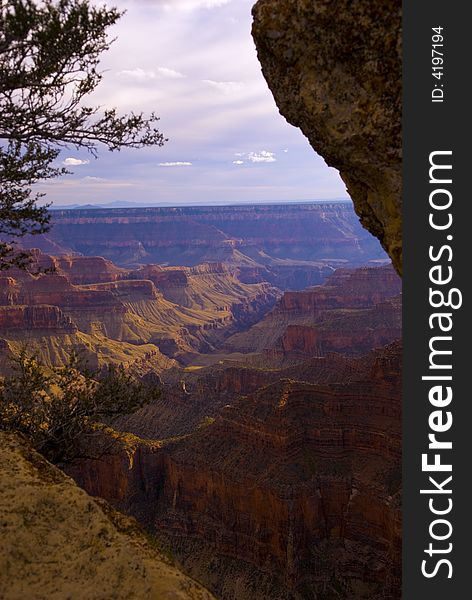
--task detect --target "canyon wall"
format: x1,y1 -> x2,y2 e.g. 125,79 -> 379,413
70,343 -> 401,600
225,264 -> 401,360
21,203 -> 387,283
0,252 -> 278,374
66,264 -> 401,599
252,1 -> 402,274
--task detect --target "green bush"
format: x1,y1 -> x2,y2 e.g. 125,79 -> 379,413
0,350 -> 160,463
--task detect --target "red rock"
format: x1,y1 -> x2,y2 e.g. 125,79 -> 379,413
69,343 -> 401,600
0,305 -> 77,332
279,265 -> 401,313
225,265 -> 401,359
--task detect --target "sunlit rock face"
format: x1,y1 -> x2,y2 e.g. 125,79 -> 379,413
0,432 -> 216,600
0,251 -> 279,375
252,0 -> 402,274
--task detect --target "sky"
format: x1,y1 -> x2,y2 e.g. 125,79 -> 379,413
38,0 -> 349,207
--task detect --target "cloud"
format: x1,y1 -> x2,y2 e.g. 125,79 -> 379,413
158,161 -> 193,167
203,80 -> 244,95
234,151 -> 276,164
48,1 -> 347,206
83,176 -> 106,182
63,157 -> 90,166
157,66 -> 185,79
248,151 -> 276,163
153,0 -> 232,11
118,68 -> 156,81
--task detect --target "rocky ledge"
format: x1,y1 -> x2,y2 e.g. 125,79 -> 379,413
252,0 -> 402,273
0,432 -> 215,600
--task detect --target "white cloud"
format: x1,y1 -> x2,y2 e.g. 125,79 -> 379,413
118,68 -> 156,81
283,148 -> 289,153
248,150 -> 276,163
63,157 -> 90,166
157,66 -> 185,79
155,0 -> 232,11
232,151 -> 277,164
158,161 -> 193,167
203,79 -> 244,95
83,176 -> 106,182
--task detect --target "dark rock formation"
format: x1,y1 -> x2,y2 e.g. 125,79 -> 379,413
252,1 -> 402,273
0,305 -> 77,333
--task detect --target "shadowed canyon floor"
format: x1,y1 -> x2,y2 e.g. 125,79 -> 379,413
70,342 -> 401,600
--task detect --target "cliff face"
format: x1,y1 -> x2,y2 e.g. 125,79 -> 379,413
0,252 -> 279,374
23,203 -> 386,277
0,305 -> 77,333
0,432 -> 215,600
252,1 -> 402,274
225,265 -> 401,359
109,342 -> 380,443
70,343 -> 401,600
130,262 -> 278,324
60,263 -> 402,599
31,251 -> 126,284
279,266 -> 401,312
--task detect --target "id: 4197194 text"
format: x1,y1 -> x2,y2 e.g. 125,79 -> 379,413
432,26 -> 445,103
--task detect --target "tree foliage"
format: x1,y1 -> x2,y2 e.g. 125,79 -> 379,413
0,350 -> 161,463
0,0 -> 166,269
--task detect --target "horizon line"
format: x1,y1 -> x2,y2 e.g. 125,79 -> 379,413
48,198 -> 353,211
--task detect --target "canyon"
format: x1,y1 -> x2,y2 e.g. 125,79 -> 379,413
1,0 -> 404,595
70,342 -> 402,600
0,202 -> 391,377
0,236 -> 401,599
44,255 -> 400,600
21,203 -> 387,289
0,251 -> 279,375
223,264 -> 401,362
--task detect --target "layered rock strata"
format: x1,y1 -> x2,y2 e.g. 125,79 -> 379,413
22,203 -> 387,275
0,252 -> 278,374
70,343 -> 401,600
225,265 -> 401,360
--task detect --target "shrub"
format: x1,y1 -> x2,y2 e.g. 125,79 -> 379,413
0,350 -> 160,463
